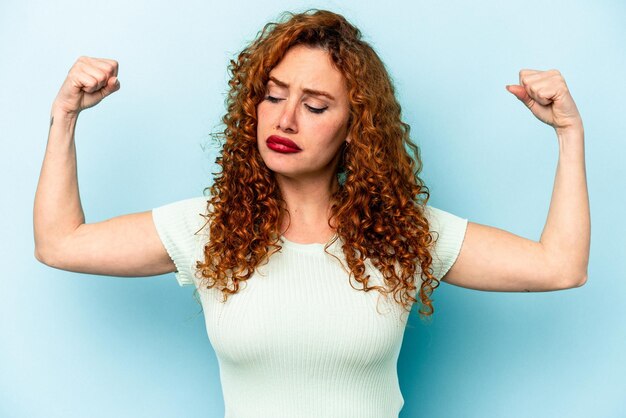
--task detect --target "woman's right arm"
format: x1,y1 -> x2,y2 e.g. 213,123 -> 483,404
34,56 -> 176,277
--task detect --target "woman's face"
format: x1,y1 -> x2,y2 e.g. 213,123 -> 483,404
256,45 -> 351,181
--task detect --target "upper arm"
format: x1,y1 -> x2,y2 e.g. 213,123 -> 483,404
441,221 -> 583,292
36,210 -> 176,277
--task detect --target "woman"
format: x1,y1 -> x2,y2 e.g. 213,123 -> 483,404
34,9 -> 589,418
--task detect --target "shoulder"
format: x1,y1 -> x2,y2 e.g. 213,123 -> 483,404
423,204 -> 467,233
153,195 -> 210,216
151,196 -> 211,287
422,204 -> 469,280
152,196 -> 211,233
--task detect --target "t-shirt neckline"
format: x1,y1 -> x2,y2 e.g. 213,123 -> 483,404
279,233 -> 340,251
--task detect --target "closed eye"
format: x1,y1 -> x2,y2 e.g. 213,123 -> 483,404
265,95 -> 283,103
264,95 -> 328,114
305,104 -> 328,114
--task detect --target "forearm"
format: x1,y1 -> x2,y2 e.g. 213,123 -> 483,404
34,107 -> 85,258
539,126 -> 590,285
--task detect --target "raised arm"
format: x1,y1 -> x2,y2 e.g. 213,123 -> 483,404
33,56 -> 176,277
442,69 -> 590,292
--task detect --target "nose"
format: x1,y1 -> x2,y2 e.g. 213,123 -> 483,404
277,99 -> 298,133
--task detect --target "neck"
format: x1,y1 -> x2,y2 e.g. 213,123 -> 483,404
274,170 -> 340,235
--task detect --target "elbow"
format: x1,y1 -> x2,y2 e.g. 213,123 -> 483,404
34,247 -> 49,265
35,235 -> 74,270
553,270 -> 588,290
34,246 -> 58,267
574,271 -> 588,288
34,234 -> 54,265
543,253 -> 588,290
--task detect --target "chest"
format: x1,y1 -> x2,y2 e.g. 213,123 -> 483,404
197,246 -> 412,370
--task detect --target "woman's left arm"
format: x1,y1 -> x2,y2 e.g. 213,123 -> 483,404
442,69 -> 590,292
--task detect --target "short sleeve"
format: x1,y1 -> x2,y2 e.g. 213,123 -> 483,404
423,205 -> 469,281
151,196 -> 210,287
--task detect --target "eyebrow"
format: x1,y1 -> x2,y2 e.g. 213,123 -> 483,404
268,76 -> 336,101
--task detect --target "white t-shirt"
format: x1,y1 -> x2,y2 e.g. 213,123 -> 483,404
152,196 -> 468,418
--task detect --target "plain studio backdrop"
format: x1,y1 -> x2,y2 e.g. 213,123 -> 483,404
1,0 -> 624,417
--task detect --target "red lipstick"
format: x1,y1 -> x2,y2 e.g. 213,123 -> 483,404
266,135 -> 302,153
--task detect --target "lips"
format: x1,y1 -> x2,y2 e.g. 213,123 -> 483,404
266,135 -> 302,153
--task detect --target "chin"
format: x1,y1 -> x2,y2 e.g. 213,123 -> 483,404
265,162 -> 297,177
259,150 -> 290,174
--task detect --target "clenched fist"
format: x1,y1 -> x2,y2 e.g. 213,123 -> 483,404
53,56 -> 120,116
506,69 -> 583,134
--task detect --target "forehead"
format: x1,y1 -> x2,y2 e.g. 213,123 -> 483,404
268,45 -> 347,96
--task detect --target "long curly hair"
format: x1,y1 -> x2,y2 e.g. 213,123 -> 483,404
195,9 -> 441,317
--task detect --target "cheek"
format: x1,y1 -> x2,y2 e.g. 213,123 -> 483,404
257,107 -> 281,142
256,111 -> 269,146
315,118 -> 348,144
256,102 -> 269,123
256,106 -> 265,127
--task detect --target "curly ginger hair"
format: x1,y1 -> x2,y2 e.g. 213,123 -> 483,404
195,9 -> 442,317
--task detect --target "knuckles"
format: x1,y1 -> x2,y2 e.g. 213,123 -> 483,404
73,56 -> 119,77
69,56 -> 119,85
518,68 -> 567,92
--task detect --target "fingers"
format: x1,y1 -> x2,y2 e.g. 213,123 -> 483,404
506,84 -> 533,107
75,56 -> 119,77
100,76 -> 121,97
509,68 -> 577,129
55,56 -> 120,114
518,69 -> 567,106
69,56 -> 119,94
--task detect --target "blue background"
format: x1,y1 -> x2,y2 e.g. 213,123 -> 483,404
1,0 -> 624,417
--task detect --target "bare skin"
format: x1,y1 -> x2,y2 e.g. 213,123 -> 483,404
34,56 -> 175,276
34,54 -> 589,292
443,71 -> 589,291
256,45 -> 351,244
